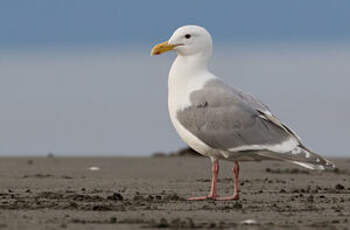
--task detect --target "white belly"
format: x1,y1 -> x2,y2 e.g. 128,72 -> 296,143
169,111 -> 214,157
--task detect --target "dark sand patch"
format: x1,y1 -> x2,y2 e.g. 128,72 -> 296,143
0,157 -> 349,229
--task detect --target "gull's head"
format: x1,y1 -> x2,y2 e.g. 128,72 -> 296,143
151,25 -> 212,57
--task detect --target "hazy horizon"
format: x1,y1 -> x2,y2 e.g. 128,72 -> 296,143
1,43 -> 349,156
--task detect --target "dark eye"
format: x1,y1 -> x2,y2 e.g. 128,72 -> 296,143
185,34 -> 191,39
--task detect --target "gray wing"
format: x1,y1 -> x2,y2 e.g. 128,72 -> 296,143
176,79 -> 335,169
176,79 -> 292,151
234,87 -> 271,114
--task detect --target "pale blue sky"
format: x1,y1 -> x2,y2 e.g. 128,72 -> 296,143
1,0 -> 350,48
0,1 -> 349,156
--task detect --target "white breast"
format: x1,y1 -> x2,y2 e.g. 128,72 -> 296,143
167,58 -> 218,158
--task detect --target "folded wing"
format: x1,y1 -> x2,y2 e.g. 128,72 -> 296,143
176,79 -> 334,169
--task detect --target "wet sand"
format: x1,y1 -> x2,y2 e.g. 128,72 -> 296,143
0,156 -> 349,229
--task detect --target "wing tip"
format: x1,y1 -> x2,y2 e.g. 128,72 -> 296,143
291,158 -> 336,171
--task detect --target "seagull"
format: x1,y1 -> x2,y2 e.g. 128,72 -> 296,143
151,25 -> 335,201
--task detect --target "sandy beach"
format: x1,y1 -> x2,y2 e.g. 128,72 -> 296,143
0,156 -> 349,229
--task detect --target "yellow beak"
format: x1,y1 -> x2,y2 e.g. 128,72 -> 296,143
151,41 -> 176,56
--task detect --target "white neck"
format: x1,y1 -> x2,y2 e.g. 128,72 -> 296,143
168,54 -> 216,112
168,54 -> 209,88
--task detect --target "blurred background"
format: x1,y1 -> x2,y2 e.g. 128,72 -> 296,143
0,0 -> 349,156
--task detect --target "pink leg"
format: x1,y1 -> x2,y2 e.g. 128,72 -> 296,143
188,159 -> 219,201
216,161 -> 240,201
